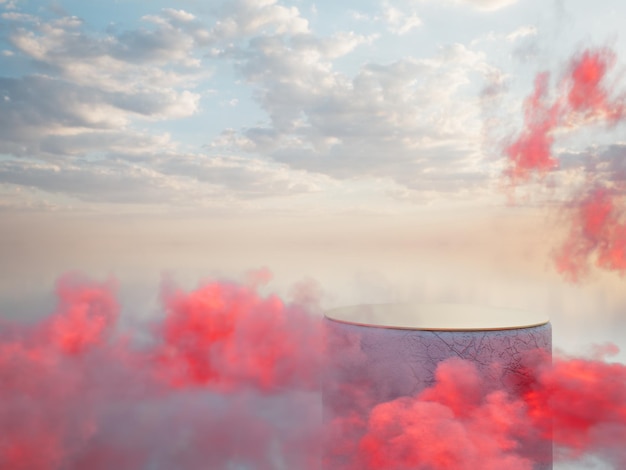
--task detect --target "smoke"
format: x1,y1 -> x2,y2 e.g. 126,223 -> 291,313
155,275 -> 322,390
504,46 -> 626,280
527,345 -> 626,465
1,273 -> 626,468
326,343 -> 626,469
0,272 -> 323,469
554,187 -> 626,281
356,358 -> 535,470
505,71 -> 560,181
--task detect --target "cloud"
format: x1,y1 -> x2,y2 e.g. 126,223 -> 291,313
0,0 -> 515,208
5,11 -> 210,89
0,151 -> 324,206
0,9 -> 206,162
1,11 -> 36,21
225,37 -> 498,194
0,158 -> 192,204
417,0 -> 519,12
205,0 -> 310,43
154,152 -> 326,198
506,26 -> 537,42
381,2 -> 422,35
0,183 -> 60,212
453,0 -> 519,11
0,3 -> 331,208
0,75 -> 197,157
0,0 -> 18,10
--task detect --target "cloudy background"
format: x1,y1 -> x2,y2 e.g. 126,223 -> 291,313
1,0 -> 626,404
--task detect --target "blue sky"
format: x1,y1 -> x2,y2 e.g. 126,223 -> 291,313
1,0 -> 624,216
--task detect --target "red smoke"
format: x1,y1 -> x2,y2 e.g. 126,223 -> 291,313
46,274 -> 120,355
2,273 -> 626,468
566,49 -> 624,121
358,359 -> 534,470
506,47 -> 624,181
331,349 -> 626,470
554,187 -> 626,280
526,348 -> 626,465
505,72 -> 560,180
505,47 -> 626,280
156,279 -> 322,390
0,273 -> 323,469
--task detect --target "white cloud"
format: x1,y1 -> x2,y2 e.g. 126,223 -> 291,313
420,0 -> 519,12
0,158 -> 188,204
0,75 -> 198,157
506,25 -> 537,42
0,8 -> 208,162
1,11 -> 36,21
206,0 -> 310,43
0,2 -> 330,208
162,8 -> 196,23
0,0 -> 513,208
457,0 -> 518,11
350,10 -> 372,21
210,128 -> 257,152
0,183 -> 61,213
381,2 -> 422,35
6,10 -> 210,91
470,25 -> 538,47
252,10 -> 502,194
156,152 -> 326,197
0,151 -> 326,206
225,36 -> 498,193
0,2 -> 320,166
0,0 -> 18,10
289,31 -> 377,60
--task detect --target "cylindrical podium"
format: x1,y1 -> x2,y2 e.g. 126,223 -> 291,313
323,303 -> 552,470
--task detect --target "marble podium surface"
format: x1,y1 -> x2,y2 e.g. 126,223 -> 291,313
323,303 -> 552,470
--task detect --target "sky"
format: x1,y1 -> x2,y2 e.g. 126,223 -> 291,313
0,0 -> 624,216
2,0 -> 626,347
2,1 -> 626,469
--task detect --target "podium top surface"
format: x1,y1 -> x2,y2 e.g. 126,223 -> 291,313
324,303 -> 550,331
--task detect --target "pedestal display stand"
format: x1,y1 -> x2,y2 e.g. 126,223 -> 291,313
323,303 -> 552,470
